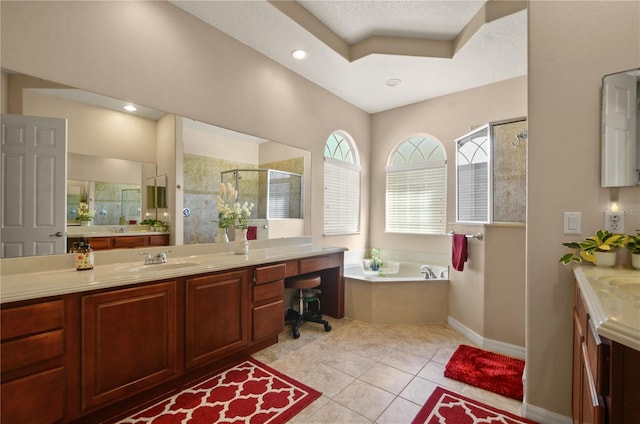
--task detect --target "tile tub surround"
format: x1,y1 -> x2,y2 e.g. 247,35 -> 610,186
0,237 -> 344,303
574,266 -> 640,351
254,317 -> 526,424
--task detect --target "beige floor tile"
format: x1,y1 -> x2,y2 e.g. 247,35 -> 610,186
250,319 -> 526,423
324,349 -> 376,377
380,349 -> 430,375
398,376 -> 439,405
302,399 -> 373,424
376,396 -> 423,424
288,395 -> 331,424
416,360 -> 466,391
297,363 -> 356,399
359,362 -> 413,395
333,379 -> 396,421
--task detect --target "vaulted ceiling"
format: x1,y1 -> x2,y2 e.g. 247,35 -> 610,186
171,0 -> 527,113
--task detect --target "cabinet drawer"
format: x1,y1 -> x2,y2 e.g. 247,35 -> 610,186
587,318 -> 608,395
255,263 -> 286,284
299,254 -> 340,274
113,236 -> 148,248
285,260 -> 299,277
1,366 -> 66,424
581,343 -> 605,424
1,329 -> 64,373
88,237 -> 113,250
252,300 -> 284,341
148,234 -> 169,246
253,280 -> 284,303
1,300 -> 64,341
576,286 -> 588,331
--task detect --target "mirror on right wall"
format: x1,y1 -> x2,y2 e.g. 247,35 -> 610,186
601,68 -> 640,187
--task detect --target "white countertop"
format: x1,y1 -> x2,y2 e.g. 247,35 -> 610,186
574,266 -> 640,351
0,238 -> 346,304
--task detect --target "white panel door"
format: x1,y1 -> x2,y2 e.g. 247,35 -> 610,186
602,72 -> 638,186
1,114 -> 67,257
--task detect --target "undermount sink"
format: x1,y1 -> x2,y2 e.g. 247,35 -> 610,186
128,262 -> 200,273
600,275 -> 640,297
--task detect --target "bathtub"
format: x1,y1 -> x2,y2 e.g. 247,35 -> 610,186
345,261 -> 448,282
344,261 -> 450,325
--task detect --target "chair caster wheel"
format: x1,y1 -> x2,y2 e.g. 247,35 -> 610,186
292,330 -> 300,339
324,323 -> 332,332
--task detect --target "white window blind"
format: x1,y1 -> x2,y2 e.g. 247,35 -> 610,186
268,182 -> 289,218
324,158 -> 360,235
385,162 -> 447,234
456,125 -> 490,223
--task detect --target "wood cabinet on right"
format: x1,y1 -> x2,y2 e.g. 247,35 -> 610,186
185,270 -> 248,369
573,282 -> 640,424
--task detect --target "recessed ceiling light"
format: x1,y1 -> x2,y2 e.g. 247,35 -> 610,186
123,104 -> 137,112
386,78 -> 402,87
291,49 -> 308,60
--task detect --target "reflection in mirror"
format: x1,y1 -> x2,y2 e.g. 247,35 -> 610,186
602,68 -> 640,187
182,120 -> 310,244
2,70 -> 311,256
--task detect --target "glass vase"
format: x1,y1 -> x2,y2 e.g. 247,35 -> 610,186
233,228 -> 249,255
214,228 -> 229,243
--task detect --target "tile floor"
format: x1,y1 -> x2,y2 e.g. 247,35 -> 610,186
253,316 -> 525,424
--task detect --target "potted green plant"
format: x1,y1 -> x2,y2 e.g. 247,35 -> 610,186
560,229 -> 626,267
624,232 -> 640,270
370,248 -> 383,271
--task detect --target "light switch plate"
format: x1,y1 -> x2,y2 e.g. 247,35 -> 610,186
564,212 -> 581,234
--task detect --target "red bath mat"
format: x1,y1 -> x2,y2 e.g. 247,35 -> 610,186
444,344 -> 525,400
117,358 -> 321,424
412,387 -> 537,424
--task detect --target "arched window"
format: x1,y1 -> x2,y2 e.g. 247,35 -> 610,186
386,134 -> 447,234
324,131 -> 360,235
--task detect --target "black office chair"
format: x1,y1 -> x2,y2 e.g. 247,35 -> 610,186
285,274 -> 332,339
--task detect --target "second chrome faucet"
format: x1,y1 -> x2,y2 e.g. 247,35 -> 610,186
140,250 -> 170,265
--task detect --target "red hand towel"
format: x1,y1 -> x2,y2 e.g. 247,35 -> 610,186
452,234 -> 468,271
246,226 -> 257,240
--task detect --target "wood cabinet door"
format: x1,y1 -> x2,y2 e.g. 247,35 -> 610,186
185,270 -> 248,369
1,367 -> 65,424
81,281 -> 178,410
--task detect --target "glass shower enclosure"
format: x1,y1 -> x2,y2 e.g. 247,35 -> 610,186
220,169 -> 304,220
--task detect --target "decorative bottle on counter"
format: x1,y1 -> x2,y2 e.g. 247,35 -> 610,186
72,241 -> 94,271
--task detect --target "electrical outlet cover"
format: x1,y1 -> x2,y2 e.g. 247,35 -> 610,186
604,212 -> 624,233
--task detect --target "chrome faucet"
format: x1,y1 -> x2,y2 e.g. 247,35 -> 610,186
140,250 -> 170,265
420,265 -> 437,279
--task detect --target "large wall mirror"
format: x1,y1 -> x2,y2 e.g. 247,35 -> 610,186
601,68 -> 640,187
1,70 -> 311,257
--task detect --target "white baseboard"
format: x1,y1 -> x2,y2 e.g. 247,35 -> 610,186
446,316 -> 525,359
447,316 -> 572,424
522,401 -> 572,424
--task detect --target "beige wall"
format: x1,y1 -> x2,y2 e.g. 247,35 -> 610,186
527,1 -> 639,420
0,0 -> 370,252
21,88 -> 158,164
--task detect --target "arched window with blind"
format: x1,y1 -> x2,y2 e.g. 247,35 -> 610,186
324,131 -> 361,235
385,134 -> 447,234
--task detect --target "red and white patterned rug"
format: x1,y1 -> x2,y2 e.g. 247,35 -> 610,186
118,358 -> 321,424
412,387 -> 538,424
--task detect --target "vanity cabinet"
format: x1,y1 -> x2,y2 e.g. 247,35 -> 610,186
251,264 -> 286,342
185,270 -> 248,369
0,249 -> 344,423
573,281 -> 640,424
81,281 -> 178,411
67,234 -> 169,252
1,300 -> 67,424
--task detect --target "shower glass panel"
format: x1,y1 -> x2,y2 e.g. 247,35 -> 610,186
455,119 -> 527,223
221,169 -> 303,219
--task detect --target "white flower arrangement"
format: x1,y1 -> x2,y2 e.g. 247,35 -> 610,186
216,183 -> 255,229
76,201 -> 95,222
